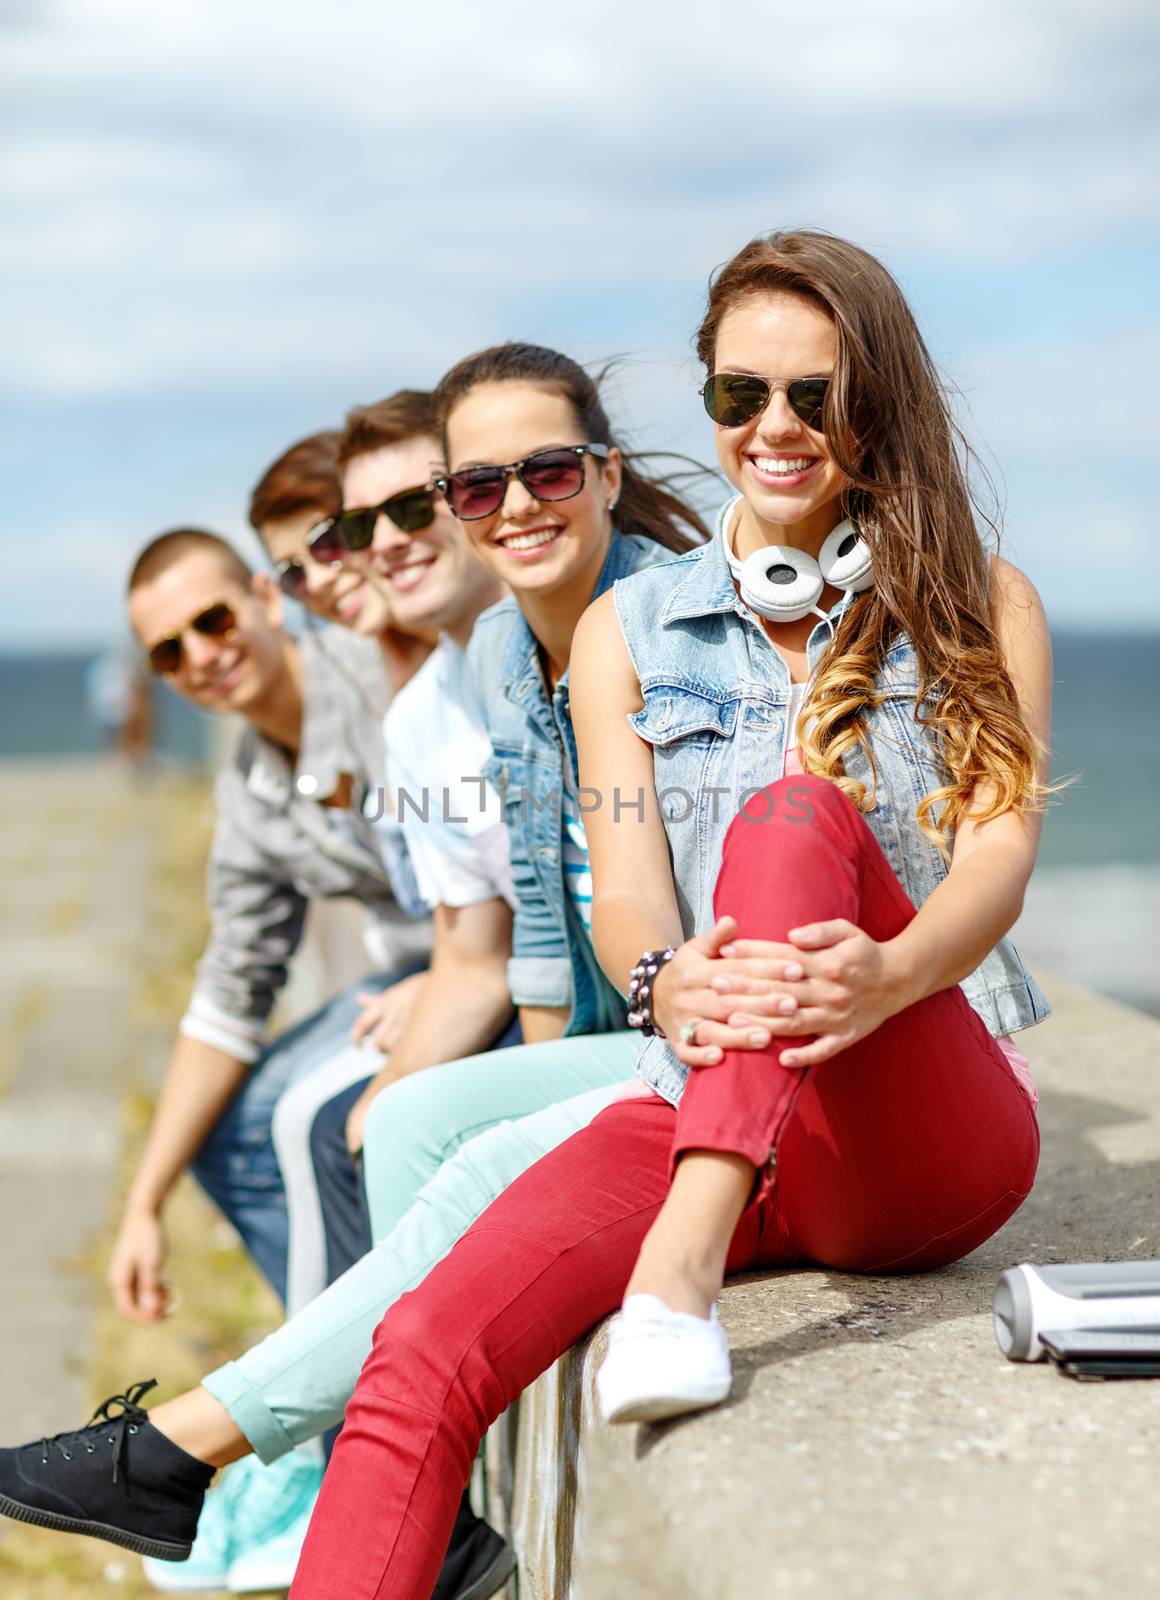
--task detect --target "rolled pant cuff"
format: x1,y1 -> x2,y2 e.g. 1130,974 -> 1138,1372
670,1123 -> 779,1205
202,1361 -> 297,1465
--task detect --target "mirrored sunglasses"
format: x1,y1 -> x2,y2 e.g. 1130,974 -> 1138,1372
700,373 -> 829,431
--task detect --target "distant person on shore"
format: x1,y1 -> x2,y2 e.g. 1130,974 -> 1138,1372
84,641 -> 153,770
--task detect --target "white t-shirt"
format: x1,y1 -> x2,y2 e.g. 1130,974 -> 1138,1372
375,636 -> 515,911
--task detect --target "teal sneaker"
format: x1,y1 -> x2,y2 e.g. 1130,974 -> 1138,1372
141,1450 -> 321,1594
224,1451 -> 322,1595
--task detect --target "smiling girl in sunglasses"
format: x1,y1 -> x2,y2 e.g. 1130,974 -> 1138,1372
271,231 -> 1055,1597
430,342 -> 707,1040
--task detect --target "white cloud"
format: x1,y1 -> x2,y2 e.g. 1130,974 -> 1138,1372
1,0 -> 1158,397
955,327 -> 1160,461
1,0 -> 1157,639
9,0 -> 1152,125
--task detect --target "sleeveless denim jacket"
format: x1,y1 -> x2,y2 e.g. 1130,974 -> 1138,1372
466,531 -> 672,1036
613,496 -> 1052,1106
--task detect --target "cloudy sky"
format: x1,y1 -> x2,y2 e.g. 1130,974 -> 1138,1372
2,0 -> 1157,648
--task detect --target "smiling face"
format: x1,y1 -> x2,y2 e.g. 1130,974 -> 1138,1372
710,291 -> 846,556
442,381 -> 621,604
128,547 -> 288,716
259,506 -> 390,634
341,434 -> 489,636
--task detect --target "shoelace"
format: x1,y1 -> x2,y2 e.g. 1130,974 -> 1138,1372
39,1379 -> 157,1488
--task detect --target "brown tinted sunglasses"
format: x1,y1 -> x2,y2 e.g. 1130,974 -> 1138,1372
146,601 -> 237,675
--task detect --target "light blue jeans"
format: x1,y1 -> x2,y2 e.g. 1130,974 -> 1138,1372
202,1033 -> 637,1460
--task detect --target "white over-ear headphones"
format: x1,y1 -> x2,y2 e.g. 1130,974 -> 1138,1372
720,498 -> 873,636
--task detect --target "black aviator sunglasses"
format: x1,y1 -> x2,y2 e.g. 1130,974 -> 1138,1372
700,372 -> 829,431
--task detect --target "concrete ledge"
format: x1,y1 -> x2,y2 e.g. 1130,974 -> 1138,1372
489,973 -> 1160,1599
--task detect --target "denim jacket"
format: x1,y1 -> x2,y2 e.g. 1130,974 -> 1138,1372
613,497 -> 1053,1105
467,532 -> 672,1035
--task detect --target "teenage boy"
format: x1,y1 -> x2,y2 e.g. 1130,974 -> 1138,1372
131,442 -> 441,1600
310,396 -> 521,1600
168,403 -> 518,1599
275,394 -> 519,1599
113,527 -> 431,1332
240,404 -> 509,1299
317,392 -> 513,1162
245,430 -> 432,1317
264,395 -> 513,1298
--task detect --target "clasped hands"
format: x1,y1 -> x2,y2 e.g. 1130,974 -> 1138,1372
651,915 -> 911,1071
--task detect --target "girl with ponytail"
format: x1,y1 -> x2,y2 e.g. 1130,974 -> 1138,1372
429,341 -> 707,1040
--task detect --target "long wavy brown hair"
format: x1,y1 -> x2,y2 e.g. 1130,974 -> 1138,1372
698,229 -> 1055,857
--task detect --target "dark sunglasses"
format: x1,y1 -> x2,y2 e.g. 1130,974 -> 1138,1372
435,444 -> 610,522
273,516 -> 357,600
146,601 -> 237,676
275,489 -> 438,599
330,485 -> 439,553
700,372 -> 829,431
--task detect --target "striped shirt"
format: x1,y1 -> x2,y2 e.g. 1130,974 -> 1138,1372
561,809 -> 593,936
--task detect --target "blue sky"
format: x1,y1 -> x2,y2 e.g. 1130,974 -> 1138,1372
2,0 -> 1158,648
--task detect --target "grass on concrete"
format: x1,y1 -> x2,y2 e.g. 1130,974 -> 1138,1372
0,984 -> 47,1099
0,771 -> 284,1599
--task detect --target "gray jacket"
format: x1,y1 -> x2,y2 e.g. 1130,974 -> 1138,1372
180,625 -> 432,1063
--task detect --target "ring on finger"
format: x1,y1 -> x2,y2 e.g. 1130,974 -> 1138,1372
678,1018 -> 705,1046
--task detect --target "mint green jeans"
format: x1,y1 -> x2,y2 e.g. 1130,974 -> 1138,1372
202,1033 -> 636,1460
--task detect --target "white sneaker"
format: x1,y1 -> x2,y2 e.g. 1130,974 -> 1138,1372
596,1293 -> 732,1424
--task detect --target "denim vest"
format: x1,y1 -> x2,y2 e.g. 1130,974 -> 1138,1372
467,531 -> 673,1036
614,496 -> 1052,1106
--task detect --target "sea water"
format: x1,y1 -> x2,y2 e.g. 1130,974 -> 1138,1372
0,630 -> 1156,1012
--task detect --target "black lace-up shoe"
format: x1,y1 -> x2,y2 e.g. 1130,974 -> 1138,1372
0,1381 -> 215,1561
432,1486 -> 517,1600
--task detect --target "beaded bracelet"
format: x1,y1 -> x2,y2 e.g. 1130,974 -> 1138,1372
626,946 -> 676,1038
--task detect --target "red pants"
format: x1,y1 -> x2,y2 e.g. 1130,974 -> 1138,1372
290,776 -> 1039,1599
